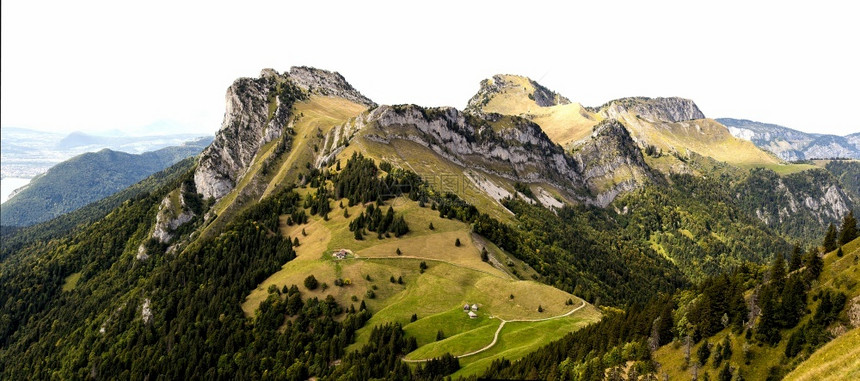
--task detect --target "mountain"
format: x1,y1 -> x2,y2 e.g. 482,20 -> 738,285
0,126 -> 209,179
2,67 -> 860,379
718,118 -> 860,160
0,157 -> 197,260
0,137 -> 211,226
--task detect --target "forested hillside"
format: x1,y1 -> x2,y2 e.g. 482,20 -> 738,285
480,222 -> 860,380
1,137 -> 211,226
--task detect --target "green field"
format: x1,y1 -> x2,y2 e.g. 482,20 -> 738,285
242,194 -> 601,376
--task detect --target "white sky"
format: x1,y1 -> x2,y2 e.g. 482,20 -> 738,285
2,0 -> 859,136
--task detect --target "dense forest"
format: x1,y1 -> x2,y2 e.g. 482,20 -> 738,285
479,218 -> 859,381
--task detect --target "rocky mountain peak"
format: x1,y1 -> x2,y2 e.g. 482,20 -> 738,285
597,97 -> 704,123
466,74 -> 571,111
288,66 -> 376,107
193,70 -> 300,200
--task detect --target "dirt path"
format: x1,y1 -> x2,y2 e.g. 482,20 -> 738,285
403,300 -> 587,362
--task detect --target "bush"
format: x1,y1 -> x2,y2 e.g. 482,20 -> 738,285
304,275 -> 318,290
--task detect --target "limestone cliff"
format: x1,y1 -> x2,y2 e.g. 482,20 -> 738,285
193,69 -> 297,200
193,67 -> 374,201
570,119 -> 659,206
319,104 -> 656,206
596,97 -> 704,123
734,167 -> 854,239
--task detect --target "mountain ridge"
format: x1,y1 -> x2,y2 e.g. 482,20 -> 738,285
0,137 -> 211,226
718,117 -> 860,161
4,66 -> 860,380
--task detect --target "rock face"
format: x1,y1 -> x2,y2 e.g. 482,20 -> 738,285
570,119 -> 658,206
349,105 -> 584,193
735,167 -> 854,239
719,118 -> 860,160
320,104 -> 654,206
288,66 -> 376,107
194,69 -> 294,200
598,97 -> 705,123
194,67 -> 375,200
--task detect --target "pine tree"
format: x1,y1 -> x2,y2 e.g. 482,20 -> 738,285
718,363 -> 732,381
411,314 -> 418,322
697,340 -> 711,366
481,247 -> 489,262
805,248 -> 824,281
788,246 -> 802,272
823,223 -> 838,252
436,330 -> 445,341
837,247 -> 844,257
721,336 -> 732,360
396,247 -> 402,255
455,238 -> 461,247
537,305 -> 543,313
770,253 -> 786,292
428,222 -> 435,230
839,211 -> 858,245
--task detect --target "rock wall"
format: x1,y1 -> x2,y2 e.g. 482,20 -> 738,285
194,69 -> 294,200
600,97 -> 705,123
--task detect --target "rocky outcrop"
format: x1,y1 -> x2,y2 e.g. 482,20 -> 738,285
319,104 -> 656,206
194,67 -> 375,201
466,74 -> 571,111
570,120 -> 658,206
357,105 -> 584,192
151,188 -> 196,244
598,97 -> 704,123
193,69 -> 297,199
735,167 -> 854,239
288,66 -> 376,107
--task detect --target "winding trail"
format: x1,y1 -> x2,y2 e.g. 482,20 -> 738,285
402,300 -> 588,362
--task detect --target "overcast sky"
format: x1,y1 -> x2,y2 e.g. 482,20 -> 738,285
2,0 -> 858,136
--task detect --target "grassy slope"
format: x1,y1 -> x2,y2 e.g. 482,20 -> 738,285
653,238 -> 860,380
478,75 -> 601,147
784,327 -> 860,381
242,196 -> 600,377
478,80 -> 813,176
340,131 -> 521,223
263,96 -> 368,197
190,96 -> 367,248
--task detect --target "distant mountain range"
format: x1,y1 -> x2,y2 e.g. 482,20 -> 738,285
0,137 -> 211,226
718,118 -> 860,160
1,127 -> 210,178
